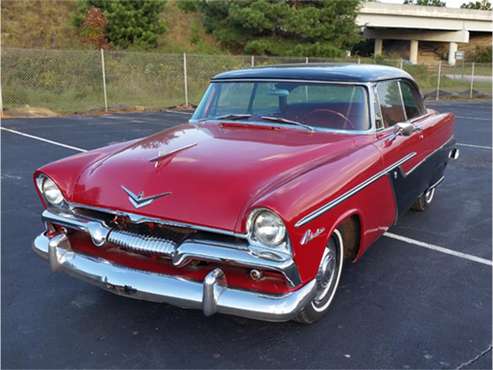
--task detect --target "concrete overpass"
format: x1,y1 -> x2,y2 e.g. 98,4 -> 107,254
356,2 -> 493,65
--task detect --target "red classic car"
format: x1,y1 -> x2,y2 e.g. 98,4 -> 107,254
33,64 -> 458,323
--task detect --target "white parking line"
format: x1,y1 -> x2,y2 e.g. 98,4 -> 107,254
165,110 -> 192,115
455,116 -> 491,121
1,127 -> 87,153
449,105 -> 492,110
385,232 -> 492,266
3,126 -> 492,267
457,143 -> 492,150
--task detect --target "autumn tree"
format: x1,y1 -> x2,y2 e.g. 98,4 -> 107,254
74,0 -> 167,49
79,6 -> 108,49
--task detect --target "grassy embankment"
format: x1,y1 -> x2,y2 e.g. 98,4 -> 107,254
1,1 -> 491,113
1,0 -> 230,112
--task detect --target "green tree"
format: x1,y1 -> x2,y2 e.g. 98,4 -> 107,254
460,0 -> 492,9
74,0 -> 167,49
186,0 -> 362,57
468,45 -> 492,62
403,0 -> 446,6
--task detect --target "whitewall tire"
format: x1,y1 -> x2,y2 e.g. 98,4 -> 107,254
295,229 -> 344,324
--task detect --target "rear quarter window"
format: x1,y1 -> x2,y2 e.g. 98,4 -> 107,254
376,80 -> 406,127
400,80 -> 425,120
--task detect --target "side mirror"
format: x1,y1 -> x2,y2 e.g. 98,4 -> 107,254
394,122 -> 415,136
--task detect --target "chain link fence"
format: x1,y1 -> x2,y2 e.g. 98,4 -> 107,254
1,47 -> 491,114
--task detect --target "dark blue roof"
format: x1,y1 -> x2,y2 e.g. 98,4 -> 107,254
212,63 -> 415,83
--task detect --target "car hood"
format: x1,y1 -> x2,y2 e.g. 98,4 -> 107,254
70,122 -> 359,233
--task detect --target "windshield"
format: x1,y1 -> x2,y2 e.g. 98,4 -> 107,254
191,81 -> 370,131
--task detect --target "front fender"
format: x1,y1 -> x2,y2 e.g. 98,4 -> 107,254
245,139 -> 396,283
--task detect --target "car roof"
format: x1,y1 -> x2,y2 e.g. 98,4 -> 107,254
212,63 -> 415,83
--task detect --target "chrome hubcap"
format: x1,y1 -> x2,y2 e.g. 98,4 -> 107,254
424,188 -> 435,204
311,229 -> 343,312
313,248 -> 337,304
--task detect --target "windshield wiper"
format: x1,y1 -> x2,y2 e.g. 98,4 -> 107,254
212,114 -> 314,132
214,113 -> 252,121
259,116 -> 314,132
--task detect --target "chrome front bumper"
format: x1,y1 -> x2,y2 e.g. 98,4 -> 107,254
41,209 -> 301,287
33,211 -> 315,322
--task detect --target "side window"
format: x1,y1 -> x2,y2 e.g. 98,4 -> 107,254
376,80 -> 406,127
400,80 -> 424,119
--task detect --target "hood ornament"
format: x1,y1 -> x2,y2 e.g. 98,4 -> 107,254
121,186 -> 171,209
149,143 -> 198,167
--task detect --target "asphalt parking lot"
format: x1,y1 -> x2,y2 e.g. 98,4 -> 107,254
1,100 -> 491,369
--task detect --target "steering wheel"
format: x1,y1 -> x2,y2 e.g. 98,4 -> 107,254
303,109 -> 354,130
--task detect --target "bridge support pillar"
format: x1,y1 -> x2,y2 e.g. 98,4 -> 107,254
448,42 -> 458,65
374,39 -> 383,56
410,40 -> 419,64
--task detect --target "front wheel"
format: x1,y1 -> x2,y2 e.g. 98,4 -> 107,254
295,229 -> 344,324
412,187 -> 436,212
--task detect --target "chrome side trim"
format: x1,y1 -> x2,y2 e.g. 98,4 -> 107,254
33,232 -> 316,322
429,176 -> 445,190
41,209 -> 301,287
295,152 -> 417,227
405,137 -> 454,176
68,202 -> 248,239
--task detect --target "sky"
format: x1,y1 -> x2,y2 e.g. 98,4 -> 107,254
378,0 -> 472,7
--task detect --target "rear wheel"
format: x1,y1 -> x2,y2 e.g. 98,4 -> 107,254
412,187 -> 436,212
295,229 -> 344,324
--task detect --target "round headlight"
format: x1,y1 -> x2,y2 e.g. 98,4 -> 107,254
249,210 -> 286,247
38,176 -> 64,206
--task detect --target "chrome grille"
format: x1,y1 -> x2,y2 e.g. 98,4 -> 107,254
107,229 -> 177,256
